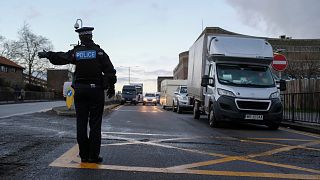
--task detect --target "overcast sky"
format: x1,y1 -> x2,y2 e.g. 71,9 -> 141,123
0,0 -> 319,92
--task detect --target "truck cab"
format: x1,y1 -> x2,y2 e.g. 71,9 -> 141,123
202,60 -> 284,129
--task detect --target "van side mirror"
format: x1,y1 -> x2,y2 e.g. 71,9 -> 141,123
174,92 -> 179,95
201,75 -> 209,87
201,75 -> 215,87
277,79 -> 286,91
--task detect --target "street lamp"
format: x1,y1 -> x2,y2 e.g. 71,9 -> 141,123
119,66 -> 140,84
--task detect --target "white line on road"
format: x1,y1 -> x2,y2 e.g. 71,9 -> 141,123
0,108 -> 52,119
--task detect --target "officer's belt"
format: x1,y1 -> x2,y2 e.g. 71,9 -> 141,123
73,83 -> 102,89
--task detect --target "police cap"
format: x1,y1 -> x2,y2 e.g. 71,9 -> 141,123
75,27 -> 94,35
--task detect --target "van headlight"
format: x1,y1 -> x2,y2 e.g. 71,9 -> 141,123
270,92 -> 280,99
217,88 -> 235,97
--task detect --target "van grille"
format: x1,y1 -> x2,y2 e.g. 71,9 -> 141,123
235,99 -> 270,111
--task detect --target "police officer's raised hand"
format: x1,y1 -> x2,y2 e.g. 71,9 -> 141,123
38,50 -> 49,59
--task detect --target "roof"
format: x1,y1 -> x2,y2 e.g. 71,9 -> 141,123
195,27 -> 243,41
0,56 -> 24,69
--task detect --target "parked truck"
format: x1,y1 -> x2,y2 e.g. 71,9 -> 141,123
188,34 -> 286,130
160,80 -> 187,109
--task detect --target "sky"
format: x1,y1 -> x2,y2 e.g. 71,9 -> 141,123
0,0 -> 319,93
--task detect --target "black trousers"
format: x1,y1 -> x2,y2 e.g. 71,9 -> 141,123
74,87 -> 104,159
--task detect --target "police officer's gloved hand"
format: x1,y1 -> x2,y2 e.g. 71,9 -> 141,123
38,50 -> 49,59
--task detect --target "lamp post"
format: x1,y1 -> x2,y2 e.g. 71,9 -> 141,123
120,66 -> 140,84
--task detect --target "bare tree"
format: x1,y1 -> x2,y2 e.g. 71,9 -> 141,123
0,35 -> 11,58
9,23 -> 53,84
300,53 -> 320,78
284,53 -> 320,79
285,60 -> 303,79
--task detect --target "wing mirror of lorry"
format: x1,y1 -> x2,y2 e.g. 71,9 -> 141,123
174,92 -> 179,95
277,79 -> 286,91
201,75 -> 215,87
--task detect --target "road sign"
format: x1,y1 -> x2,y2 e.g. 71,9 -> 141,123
66,87 -> 74,109
272,53 -> 288,71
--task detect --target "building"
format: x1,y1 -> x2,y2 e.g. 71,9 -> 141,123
157,76 -> 173,92
173,51 -> 189,80
173,27 -> 320,79
0,56 -> 24,88
267,36 -> 320,78
47,69 -> 73,96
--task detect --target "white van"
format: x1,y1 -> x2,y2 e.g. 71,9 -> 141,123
188,35 -> 286,130
160,80 -> 187,109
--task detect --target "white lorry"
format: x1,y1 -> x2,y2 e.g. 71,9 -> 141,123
160,80 -> 187,109
188,34 -> 286,130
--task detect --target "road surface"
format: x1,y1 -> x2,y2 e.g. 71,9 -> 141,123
0,104 -> 319,179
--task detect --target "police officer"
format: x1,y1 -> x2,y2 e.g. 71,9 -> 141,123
38,26 -> 116,163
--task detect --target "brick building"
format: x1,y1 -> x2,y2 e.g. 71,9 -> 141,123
0,56 -> 24,88
47,69 -> 73,96
173,51 -> 189,80
173,27 -> 320,79
268,36 -> 320,78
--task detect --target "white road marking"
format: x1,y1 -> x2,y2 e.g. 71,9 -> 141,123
0,108 -> 52,119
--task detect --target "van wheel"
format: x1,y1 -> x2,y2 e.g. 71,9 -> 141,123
193,102 -> 200,119
267,123 -> 280,130
209,107 -> 219,128
172,101 -> 177,112
177,102 -> 182,114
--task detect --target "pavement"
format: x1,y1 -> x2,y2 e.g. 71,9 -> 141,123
281,120 -> 320,134
52,103 -> 120,116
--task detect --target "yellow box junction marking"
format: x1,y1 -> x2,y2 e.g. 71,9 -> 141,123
50,131 -> 320,179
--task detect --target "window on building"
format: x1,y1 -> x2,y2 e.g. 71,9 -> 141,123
10,67 -> 16,73
0,66 -> 8,72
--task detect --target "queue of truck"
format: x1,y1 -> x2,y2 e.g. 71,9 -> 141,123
119,34 -> 286,130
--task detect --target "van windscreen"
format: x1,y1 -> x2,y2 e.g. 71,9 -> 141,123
216,64 -> 275,88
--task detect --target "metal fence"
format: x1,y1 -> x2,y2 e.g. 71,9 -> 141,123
281,92 -> 320,124
0,90 -> 55,102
